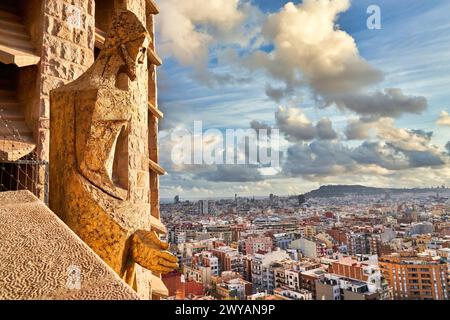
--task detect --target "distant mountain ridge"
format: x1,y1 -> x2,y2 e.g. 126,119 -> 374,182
304,185 -> 448,198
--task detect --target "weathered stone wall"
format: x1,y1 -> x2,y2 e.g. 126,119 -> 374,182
123,0 -> 150,206
39,0 -> 96,162
115,0 -> 155,299
40,0 -> 151,205
9,0 -> 96,200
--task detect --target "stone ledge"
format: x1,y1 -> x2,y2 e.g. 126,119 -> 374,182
0,190 -> 140,300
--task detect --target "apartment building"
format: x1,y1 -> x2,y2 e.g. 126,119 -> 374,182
330,256 -> 371,281
329,256 -> 392,299
347,233 -> 370,256
273,266 -> 287,289
168,228 -> 186,245
251,250 -> 291,294
241,236 -> 273,255
183,264 -> 212,288
211,246 -> 244,274
328,227 -> 348,245
290,237 -> 328,259
408,222 -> 434,236
203,225 -> 234,243
194,251 -> 219,277
299,225 -> 316,238
212,272 -> 252,300
316,274 -> 379,300
299,268 -> 327,299
273,287 -> 312,300
272,232 -> 296,250
379,252 -> 449,300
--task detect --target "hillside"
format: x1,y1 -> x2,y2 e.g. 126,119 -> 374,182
304,185 -> 447,198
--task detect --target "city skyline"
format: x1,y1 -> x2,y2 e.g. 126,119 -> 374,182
161,184 -> 450,202
161,184 -> 450,301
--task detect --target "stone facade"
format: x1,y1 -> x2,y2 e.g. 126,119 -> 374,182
0,0 -> 96,200
1,0 -> 162,202
0,0 -> 170,300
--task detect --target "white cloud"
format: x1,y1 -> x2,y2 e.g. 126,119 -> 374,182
157,0 -> 262,85
437,111 -> 450,126
158,0 -> 245,66
242,0 -> 383,97
345,117 -> 440,153
275,106 -> 337,141
155,0 -> 449,196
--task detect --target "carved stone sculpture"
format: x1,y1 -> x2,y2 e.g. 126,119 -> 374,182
49,10 -> 177,294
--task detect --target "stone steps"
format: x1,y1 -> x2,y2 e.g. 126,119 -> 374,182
0,120 -> 32,136
0,135 -> 35,161
0,9 -> 40,67
0,32 -> 35,51
0,89 -> 16,98
0,8 -> 21,22
0,92 -> 24,121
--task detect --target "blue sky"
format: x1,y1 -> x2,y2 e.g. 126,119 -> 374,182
155,0 -> 450,199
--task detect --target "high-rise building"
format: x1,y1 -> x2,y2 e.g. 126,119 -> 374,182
174,195 -> 180,204
198,199 -> 209,215
379,252 -> 450,300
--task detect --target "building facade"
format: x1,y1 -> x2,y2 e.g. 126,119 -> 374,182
379,252 -> 449,300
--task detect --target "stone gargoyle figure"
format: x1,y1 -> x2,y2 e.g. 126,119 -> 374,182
49,10 -> 177,292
